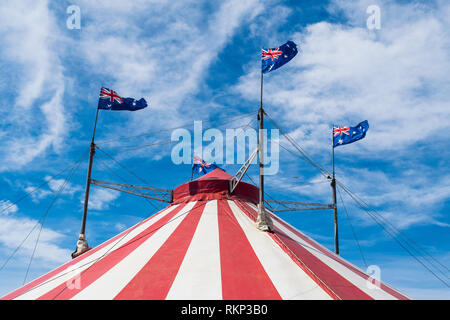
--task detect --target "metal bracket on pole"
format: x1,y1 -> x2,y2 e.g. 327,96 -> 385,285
91,179 -> 173,203
229,148 -> 258,194
264,199 -> 334,213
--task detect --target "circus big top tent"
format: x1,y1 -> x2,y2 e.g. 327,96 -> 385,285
1,169 -> 409,300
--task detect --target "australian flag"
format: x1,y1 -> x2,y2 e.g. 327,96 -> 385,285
192,155 -> 219,178
262,41 -> 298,74
98,87 -> 148,111
333,120 -> 369,148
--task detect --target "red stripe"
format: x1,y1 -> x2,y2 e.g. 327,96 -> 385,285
242,201 -> 408,299
233,200 -> 337,299
236,201 -> 374,300
0,206 -> 171,300
114,201 -> 207,299
36,203 -> 187,300
269,211 -> 409,300
218,200 -> 281,300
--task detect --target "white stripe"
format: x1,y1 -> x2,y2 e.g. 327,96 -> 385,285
228,201 -> 331,300
15,205 -> 179,300
166,200 -> 222,300
275,214 -> 408,298
247,202 -> 400,299
71,202 -> 197,300
270,214 -> 399,300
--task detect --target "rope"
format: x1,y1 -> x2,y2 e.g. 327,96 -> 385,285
96,147 -> 158,191
337,180 -> 450,276
337,186 -> 368,268
96,110 -> 257,145
95,157 -> 163,212
23,159 -> 82,284
0,154 -> 88,272
0,149 -> 89,216
99,114 -> 255,156
96,147 -> 170,212
337,182 -> 450,287
263,109 -> 450,287
15,200 -> 207,299
264,111 -> 331,178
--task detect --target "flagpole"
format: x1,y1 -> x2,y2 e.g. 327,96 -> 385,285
72,108 -> 99,258
259,70 -> 264,213
256,49 -> 272,232
331,124 -> 339,255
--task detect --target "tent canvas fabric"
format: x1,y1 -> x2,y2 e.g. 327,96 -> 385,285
1,169 -> 409,300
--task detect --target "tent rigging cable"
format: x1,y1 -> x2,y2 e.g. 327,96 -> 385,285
5,108 -> 448,292
337,186 -> 368,268
264,110 -> 449,287
20,200 -> 208,299
96,147 -> 158,190
264,111 -> 330,179
247,138 -> 367,266
23,159 -> 83,284
97,110 -> 258,145
3,111 -> 257,283
337,180 -> 450,277
95,156 -> 163,212
0,152 -> 89,272
337,182 -> 450,286
98,114 -> 256,155
349,184 -> 449,275
277,122 -> 449,282
0,149 -> 89,216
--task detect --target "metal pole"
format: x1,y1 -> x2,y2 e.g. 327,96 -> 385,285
331,125 -> 339,255
72,108 -> 99,258
255,66 -> 272,231
259,71 -> 264,210
80,142 -> 95,235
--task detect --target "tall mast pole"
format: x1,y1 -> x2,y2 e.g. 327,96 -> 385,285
256,51 -> 272,232
72,108 -> 99,258
259,71 -> 264,212
331,124 -> 339,255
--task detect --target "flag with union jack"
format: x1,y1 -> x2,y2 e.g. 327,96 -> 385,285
262,41 -> 298,74
333,120 -> 369,148
192,154 -> 219,178
98,87 -> 148,111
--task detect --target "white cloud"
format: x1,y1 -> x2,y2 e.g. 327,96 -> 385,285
24,176 -> 82,203
75,0 -> 265,134
0,215 -> 70,265
87,188 -> 120,211
0,200 -> 18,215
266,164 -> 450,230
231,0 -> 450,233
0,0 -> 68,171
0,201 -> 70,265
25,187 -> 53,203
44,176 -> 81,196
233,0 -> 450,154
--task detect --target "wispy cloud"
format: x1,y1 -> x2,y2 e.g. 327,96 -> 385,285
87,188 -> 121,211
0,201 -> 70,266
74,0 -> 265,136
0,0 -> 68,171
234,0 -> 450,154
25,176 -> 82,203
0,200 -> 18,215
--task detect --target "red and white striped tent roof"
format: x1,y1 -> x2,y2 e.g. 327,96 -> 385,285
2,169 -> 409,300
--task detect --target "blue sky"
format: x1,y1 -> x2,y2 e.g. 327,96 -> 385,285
0,0 -> 449,299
